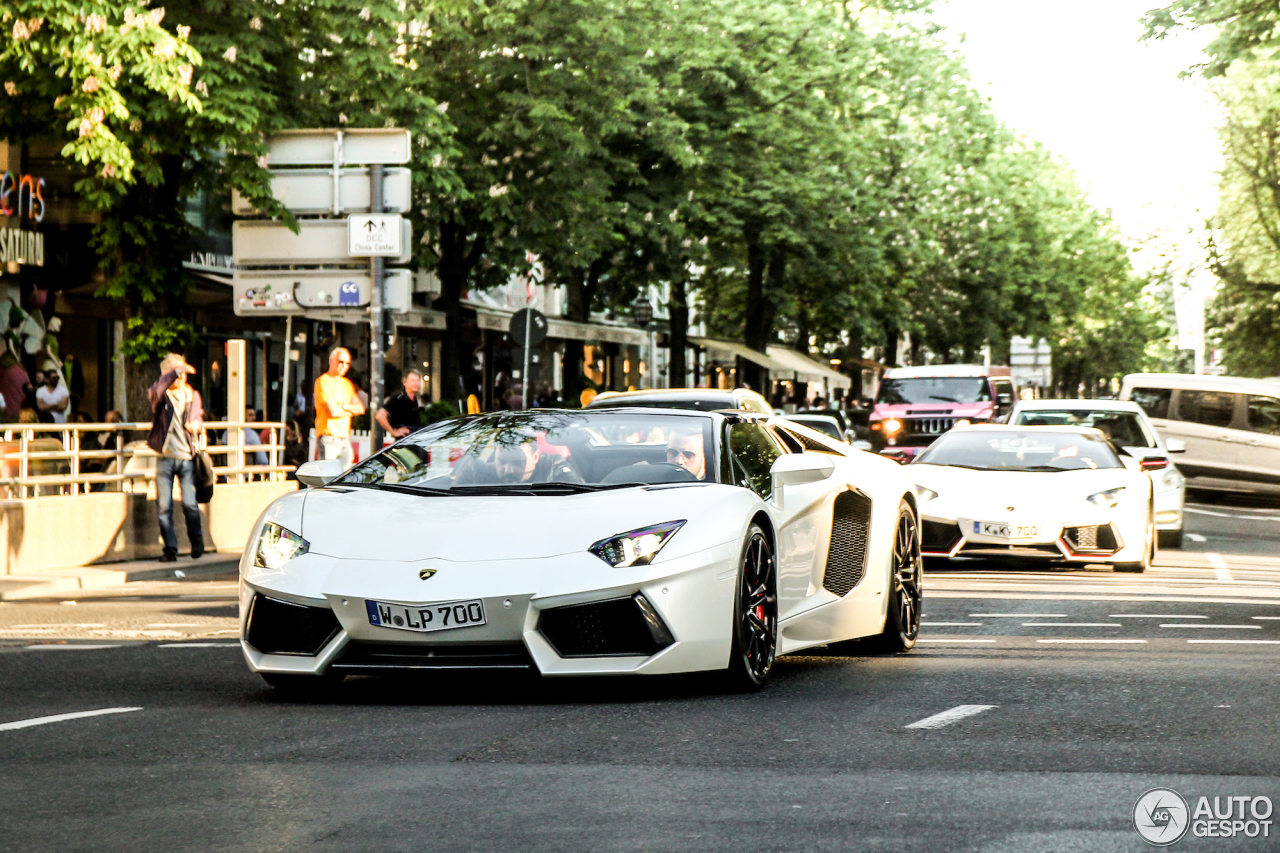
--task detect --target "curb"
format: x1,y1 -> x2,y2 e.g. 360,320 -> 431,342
0,555 -> 240,601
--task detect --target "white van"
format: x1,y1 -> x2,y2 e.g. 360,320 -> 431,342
1120,373 -> 1280,493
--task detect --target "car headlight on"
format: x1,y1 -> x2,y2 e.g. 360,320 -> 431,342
254,522 -> 309,569
953,419 -> 970,428
883,418 -> 903,434
589,520 -> 685,568
915,485 -> 939,503
1086,487 -> 1125,509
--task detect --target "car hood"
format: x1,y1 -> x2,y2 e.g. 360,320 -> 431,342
297,483 -> 747,562
908,465 -> 1135,515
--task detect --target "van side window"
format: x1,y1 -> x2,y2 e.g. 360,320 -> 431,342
1129,387 -> 1171,419
1178,390 -> 1236,428
1247,396 -> 1280,436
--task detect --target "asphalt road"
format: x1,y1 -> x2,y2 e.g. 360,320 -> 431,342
2,496 -> 1279,853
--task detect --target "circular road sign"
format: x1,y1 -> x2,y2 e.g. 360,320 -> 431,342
509,308 -> 548,348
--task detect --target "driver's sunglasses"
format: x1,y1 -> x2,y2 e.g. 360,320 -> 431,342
666,448 -> 698,462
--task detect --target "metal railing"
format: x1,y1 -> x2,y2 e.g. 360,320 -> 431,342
0,421 -> 294,498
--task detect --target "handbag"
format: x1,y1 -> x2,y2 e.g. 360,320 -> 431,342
192,433 -> 216,504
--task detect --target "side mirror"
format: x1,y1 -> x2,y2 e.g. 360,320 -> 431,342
1139,456 -> 1169,472
296,459 -> 346,488
770,453 -> 835,508
1165,438 -> 1186,454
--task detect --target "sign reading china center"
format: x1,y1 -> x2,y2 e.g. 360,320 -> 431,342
348,213 -> 403,257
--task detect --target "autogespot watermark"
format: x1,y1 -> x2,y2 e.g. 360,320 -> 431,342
1133,787 -> 1274,845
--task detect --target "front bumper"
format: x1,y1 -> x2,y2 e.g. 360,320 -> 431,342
239,540 -> 741,677
920,515 -> 1138,563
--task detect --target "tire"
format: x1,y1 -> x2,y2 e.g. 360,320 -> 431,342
830,500 -> 923,655
1115,509 -> 1155,573
1158,528 -> 1184,549
260,671 -> 345,696
723,523 -> 778,692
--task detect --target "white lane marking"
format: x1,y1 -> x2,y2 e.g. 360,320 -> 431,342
1023,622 -> 1122,627
1186,533 -> 1208,542
969,613 -> 1067,618
1253,616 -> 1280,620
23,644 -> 121,651
1160,624 -> 1262,629
1185,507 -> 1280,522
1036,639 -> 1149,644
1188,639 -> 1280,645
1206,553 -> 1233,582
1111,614 -> 1208,619
905,705 -> 997,730
0,707 -> 142,732
921,622 -> 984,627
916,638 -> 996,643
158,643 -> 239,648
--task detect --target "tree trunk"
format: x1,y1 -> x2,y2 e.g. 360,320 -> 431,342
560,258 -> 603,405
668,276 -> 689,389
434,223 -> 485,409
884,322 -> 900,368
846,324 -> 863,402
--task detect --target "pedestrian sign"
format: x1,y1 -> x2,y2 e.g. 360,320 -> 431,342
348,213 -> 403,256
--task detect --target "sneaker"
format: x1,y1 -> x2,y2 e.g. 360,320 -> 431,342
159,550 -> 178,563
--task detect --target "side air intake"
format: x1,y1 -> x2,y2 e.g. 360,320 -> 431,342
822,489 -> 872,597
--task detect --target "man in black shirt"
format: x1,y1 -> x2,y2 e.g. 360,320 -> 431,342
376,369 -> 424,439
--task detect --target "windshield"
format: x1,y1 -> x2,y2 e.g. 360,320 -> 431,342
335,411 -> 716,493
1012,410 -> 1155,448
877,377 -> 990,405
785,417 -> 842,439
914,429 -> 1122,471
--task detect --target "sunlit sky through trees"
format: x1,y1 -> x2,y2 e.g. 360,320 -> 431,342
931,0 -> 1221,274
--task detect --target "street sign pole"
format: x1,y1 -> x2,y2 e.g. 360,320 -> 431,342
522,304 -> 533,409
370,163 -> 386,451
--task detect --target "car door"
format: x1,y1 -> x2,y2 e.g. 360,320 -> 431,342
1167,389 -> 1243,480
724,421 -> 823,618
1241,394 -> 1280,483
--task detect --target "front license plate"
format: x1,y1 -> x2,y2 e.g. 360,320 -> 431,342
974,521 -> 1038,538
365,598 -> 487,633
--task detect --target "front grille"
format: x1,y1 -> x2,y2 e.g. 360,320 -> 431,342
1063,524 -> 1119,554
331,642 -> 534,672
539,594 -> 674,658
822,489 -> 872,597
245,594 -> 342,656
922,519 -> 963,553
905,417 -> 956,437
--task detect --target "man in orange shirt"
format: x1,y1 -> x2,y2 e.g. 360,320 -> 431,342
314,347 -> 365,468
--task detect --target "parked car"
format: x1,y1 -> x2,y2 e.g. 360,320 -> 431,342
588,387 -> 773,414
1009,399 -> 1187,548
1120,373 -> 1280,495
907,424 -> 1157,573
869,365 -> 1018,459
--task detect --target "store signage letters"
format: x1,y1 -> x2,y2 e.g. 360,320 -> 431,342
0,172 -> 46,222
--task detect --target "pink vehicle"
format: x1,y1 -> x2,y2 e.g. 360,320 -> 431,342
868,365 -> 1017,460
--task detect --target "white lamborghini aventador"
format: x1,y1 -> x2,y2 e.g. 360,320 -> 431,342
239,408 -> 922,692
907,424 -> 1157,572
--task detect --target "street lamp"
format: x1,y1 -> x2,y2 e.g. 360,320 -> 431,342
780,321 -> 800,347
632,299 -> 654,326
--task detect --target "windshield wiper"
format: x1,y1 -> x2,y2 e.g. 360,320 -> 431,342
342,482 -> 455,496
449,482 -> 644,496
929,395 -> 961,403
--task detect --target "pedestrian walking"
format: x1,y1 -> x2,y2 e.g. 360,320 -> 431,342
314,347 -> 364,468
375,369 -> 423,439
147,353 -> 204,562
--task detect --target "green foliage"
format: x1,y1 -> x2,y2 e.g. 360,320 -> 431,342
1141,0 -> 1280,77
118,315 -> 195,362
420,401 -> 460,426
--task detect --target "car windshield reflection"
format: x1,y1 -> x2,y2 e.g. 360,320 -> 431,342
914,429 -> 1123,472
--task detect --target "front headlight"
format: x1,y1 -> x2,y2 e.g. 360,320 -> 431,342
254,522 -> 309,569
1086,487 -> 1125,509
589,520 -> 685,568
883,418 -> 903,434
915,485 -> 939,503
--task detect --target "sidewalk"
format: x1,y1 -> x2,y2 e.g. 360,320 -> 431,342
0,553 -> 240,601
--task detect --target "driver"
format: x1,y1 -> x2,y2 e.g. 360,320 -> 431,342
493,441 -> 582,484
665,428 -> 706,480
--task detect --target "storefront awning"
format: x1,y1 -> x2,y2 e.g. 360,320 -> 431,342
475,308 -> 647,345
765,346 -> 850,388
688,337 -> 791,372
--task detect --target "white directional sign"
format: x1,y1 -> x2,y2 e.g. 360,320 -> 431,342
348,213 -> 404,257
234,269 -> 412,316
231,168 -> 412,216
234,219 -> 411,266
264,128 -> 411,166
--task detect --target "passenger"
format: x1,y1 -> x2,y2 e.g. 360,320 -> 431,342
492,441 -> 582,484
665,428 -> 706,480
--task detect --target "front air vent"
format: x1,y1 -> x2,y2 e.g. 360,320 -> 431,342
245,594 -> 342,656
331,642 -> 534,672
822,489 -> 872,597
922,520 -> 963,553
1063,524 -> 1120,555
539,594 -> 674,658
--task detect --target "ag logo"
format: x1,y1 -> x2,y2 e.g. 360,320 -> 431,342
1134,788 -> 1190,846
418,568 -> 437,581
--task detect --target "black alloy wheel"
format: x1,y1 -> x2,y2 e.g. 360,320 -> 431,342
725,523 -> 778,691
